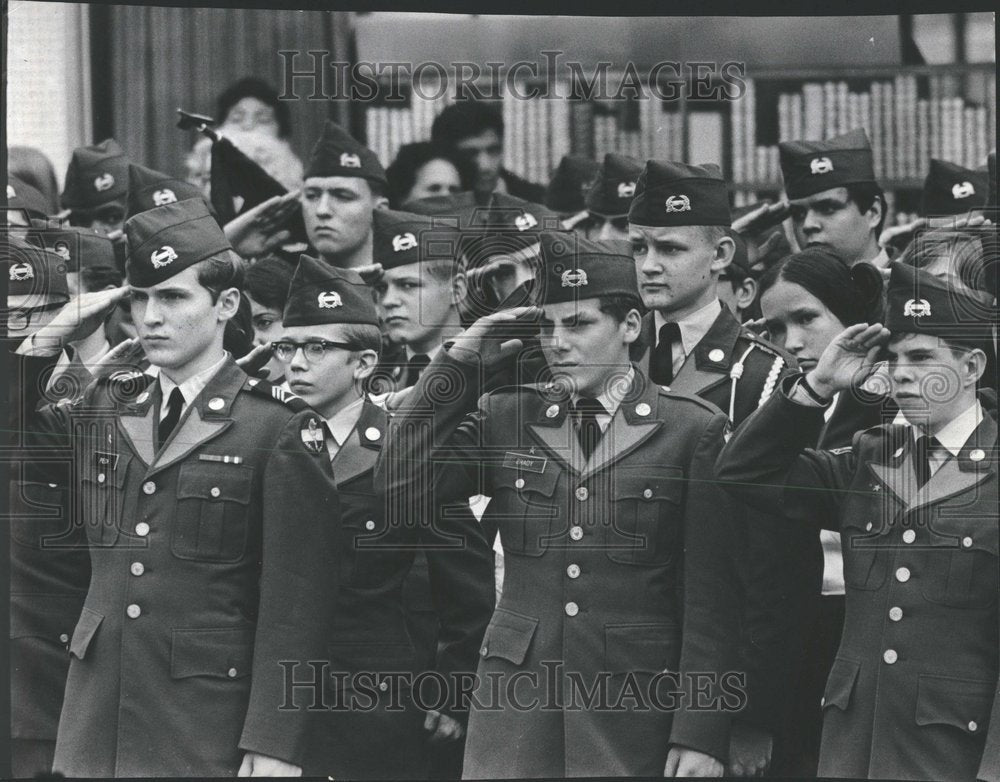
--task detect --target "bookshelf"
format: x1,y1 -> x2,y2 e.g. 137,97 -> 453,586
358,63 -> 996,224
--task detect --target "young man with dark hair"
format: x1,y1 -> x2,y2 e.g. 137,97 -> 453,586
242,255 -> 295,383
430,100 -> 545,202
19,197 -> 342,777
778,129 -> 888,268
60,139 -> 131,237
301,120 -> 389,269
273,256 -> 493,779
717,262 -> 998,782
383,231 -> 742,778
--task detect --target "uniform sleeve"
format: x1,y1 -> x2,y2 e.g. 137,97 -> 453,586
715,373 -> 860,530
237,410 -> 342,766
669,411 -> 742,763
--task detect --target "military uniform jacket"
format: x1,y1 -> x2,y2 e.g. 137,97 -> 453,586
716,376 -> 1000,782
26,358 -> 342,777
632,305 -> 803,731
382,351 -> 742,777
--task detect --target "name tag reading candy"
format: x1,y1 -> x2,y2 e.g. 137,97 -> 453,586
503,452 -> 547,473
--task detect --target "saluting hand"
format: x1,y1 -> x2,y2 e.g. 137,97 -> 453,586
448,306 -> 539,365
30,286 -> 131,349
731,201 -> 790,235
664,746 -> 724,777
224,191 -> 301,257
90,337 -> 147,382
237,751 -> 302,776
807,322 -> 891,400
235,342 -> 273,379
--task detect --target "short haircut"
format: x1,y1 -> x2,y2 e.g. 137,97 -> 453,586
385,141 -> 476,208
431,101 -> 505,149
339,323 -> 383,357
196,249 -> 246,304
596,294 -> 643,323
243,255 -> 294,311
897,227 -> 994,297
80,266 -> 123,293
845,182 -> 887,235
216,77 -> 291,138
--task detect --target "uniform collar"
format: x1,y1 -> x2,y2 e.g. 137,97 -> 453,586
323,395 -> 366,447
571,365 -> 634,419
405,343 -> 443,362
902,401 -> 984,458
157,352 -> 229,412
654,298 -> 723,356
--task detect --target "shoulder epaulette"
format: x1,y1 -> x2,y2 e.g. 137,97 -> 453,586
656,386 -> 722,416
738,328 -> 785,358
245,377 -> 312,412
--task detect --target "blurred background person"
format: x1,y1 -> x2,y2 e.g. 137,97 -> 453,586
387,141 -> 476,209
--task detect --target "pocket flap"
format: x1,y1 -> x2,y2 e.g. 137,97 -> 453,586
915,674 -> 994,733
176,462 -> 254,505
481,609 -> 538,665
612,466 -> 683,504
171,626 -> 255,680
510,466 -> 561,498
69,608 -> 104,660
822,657 -> 860,711
11,595 -> 84,641
82,454 -> 131,489
604,623 -> 679,674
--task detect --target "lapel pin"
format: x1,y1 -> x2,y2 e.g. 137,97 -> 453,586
708,349 -> 725,363
545,404 -> 559,418
635,402 -> 651,417
365,427 -> 382,441
970,449 -> 985,462
136,391 -> 149,404
248,378 -> 259,387
208,397 -> 225,411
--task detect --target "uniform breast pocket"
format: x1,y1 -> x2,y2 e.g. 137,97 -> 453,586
77,455 -> 132,547
921,513 -> 999,609
9,480 -> 75,549
838,513 -> 889,591
605,466 -> 683,565
490,467 -> 562,557
173,462 -> 255,562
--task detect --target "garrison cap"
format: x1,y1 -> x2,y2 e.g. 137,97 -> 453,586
537,231 -> 639,305
545,155 -> 600,215
305,120 -> 387,186
920,159 -> 989,217
401,190 -> 480,225
585,153 -> 643,219
124,198 -> 233,286
779,128 -> 876,200
461,192 -> 563,271
372,208 -> 458,271
628,160 -> 731,227
61,138 -> 130,210
126,163 -> 207,220
7,176 -> 51,221
7,237 -> 70,306
282,254 -> 379,327
884,261 -> 994,348
40,227 -> 117,273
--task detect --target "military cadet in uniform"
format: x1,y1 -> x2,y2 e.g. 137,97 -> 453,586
627,160 -> 798,774
919,158 -> 991,219
301,120 -> 389,270
717,261 -> 998,782
383,231 -> 742,778
22,197 -> 342,776
61,139 -> 131,237
125,162 -> 209,220
584,152 -> 642,242
778,128 -> 889,268
274,256 -> 493,778
544,154 -> 600,230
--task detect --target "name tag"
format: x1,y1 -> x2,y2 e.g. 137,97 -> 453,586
94,451 -> 119,470
503,452 -> 547,473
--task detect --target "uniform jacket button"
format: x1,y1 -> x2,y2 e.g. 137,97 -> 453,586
365,520 -> 376,531
210,486 -> 221,498
126,604 -> 141,619
135,522 -> 150,537
379,681 -> 389,692
642,488 -> 653,499
902,530 -> 916,544
962,536 -> 973,548
567,564 -> 580,579
883,649 -> 898,664
570,526 -> 583,541
130,562 -> 145,576
97,473 -> 106,484
142,481 -> 156,495
480,646 -> 488,656
895,567 -> 911,583
969,721 -> 978,732
60,633 -> 69,644
228,667 -> 238,678
865,522 -> 873,531
514,478 -> 525,489
565,602 -> 579,617
889,606 -> 903,621
575,486 -> 589,501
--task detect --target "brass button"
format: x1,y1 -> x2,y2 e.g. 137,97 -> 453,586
642,488 -> 653,499
135,522 -> 150,537
142,481 -> 156,495
570,526 -> 583,541
567,564 -> 580,579
59,633 -> 69,644
895,567 -> 911,583
565,602 -> 579,617
514,478 -> 525,489
130,562 -> 145,577
969,721 -> 979,732
883,649 -> 897,664
228,667 -> 238,678
962,536 -> 973,548
126,604 -> 141,619
97,473 -> 106,484
865,522 -> 873,531
379,681 -> 389,692
889,606 -> 903,622
210,487 -> 221,498
365,520 -> 376,531
575,486 -> 589,501
902,530 -> 916,544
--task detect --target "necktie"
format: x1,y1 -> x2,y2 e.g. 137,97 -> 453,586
913,434 -> 940,488
650,322 -> 681,385
404,353 -> 431,388
157,387 -> 184,450
571,397 -> 606,461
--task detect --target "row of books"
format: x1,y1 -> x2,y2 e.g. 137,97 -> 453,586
731,74 -> 996,187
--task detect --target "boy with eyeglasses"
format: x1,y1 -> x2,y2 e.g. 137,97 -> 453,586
273,255 -> 493,779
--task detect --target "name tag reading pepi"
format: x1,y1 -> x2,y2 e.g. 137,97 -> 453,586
503,452 -> 547,473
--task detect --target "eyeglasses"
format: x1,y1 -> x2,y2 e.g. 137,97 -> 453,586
271,339 -> 356,363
